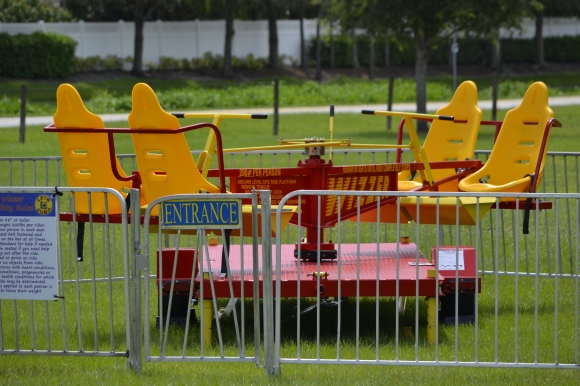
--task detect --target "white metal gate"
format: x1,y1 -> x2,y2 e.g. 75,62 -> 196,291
136,190 -> 276,372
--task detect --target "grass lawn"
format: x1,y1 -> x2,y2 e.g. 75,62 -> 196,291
0,97 -> 579,383
2,70 -> 580,116
1,104 -> 579,158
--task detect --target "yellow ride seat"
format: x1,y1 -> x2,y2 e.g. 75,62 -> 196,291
54,83 -> 133,215
398,80 -> 482,192
128,83 -> 221,216
458,81 -> 554,195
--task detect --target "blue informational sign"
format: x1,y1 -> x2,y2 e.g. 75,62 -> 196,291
0,193 -> 55,217
0,192 -> 59,301
161,199 -> 242,229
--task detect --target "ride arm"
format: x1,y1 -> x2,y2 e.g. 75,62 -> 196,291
172,113 -> 267,177
362,110 -> 454,185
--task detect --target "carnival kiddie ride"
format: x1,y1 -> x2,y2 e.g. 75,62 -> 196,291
44,80 -> 560,343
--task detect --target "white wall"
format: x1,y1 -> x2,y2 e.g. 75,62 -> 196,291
0,17 -> 578,66
0,19 -> 320,66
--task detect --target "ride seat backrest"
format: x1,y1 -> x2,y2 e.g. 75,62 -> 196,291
399,80 -> 481,191
479,82 -> 553,186
54,84 -> 130,215
128,83 -> 220,216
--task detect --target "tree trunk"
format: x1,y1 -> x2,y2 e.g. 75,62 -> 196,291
131,0 -> 146,75
223,0 -> 235,78
299,4 -> 305,68
368,34 -> 374,79
415,39 -> 429,133
384,38 -> 389,68
315,16 -> 322,81
351,29 -> 359,68
535,12 -> 546,68
315,1 -> 326,81
330,19 -> 335,70
490,28 -> 501,73
265,0 -> 279,70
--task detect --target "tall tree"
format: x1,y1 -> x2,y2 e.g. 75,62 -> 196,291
223,0 -> 236,78
532,0 -> 580,68
314,0 -> 326,81
531,1 -> 546,68
263,0 -> 279,69
131,0 -> 160,75
469,0 -> 531,71
387,0 -> 477,132
335,0 -> 531,132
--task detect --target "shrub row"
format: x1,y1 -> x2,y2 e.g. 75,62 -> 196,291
152,53 -> 273,72
73,52 -> 296,73
0,31 -> 77,79
308,35 -> 580,67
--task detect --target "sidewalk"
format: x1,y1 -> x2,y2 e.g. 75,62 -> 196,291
2,95 -> 580,129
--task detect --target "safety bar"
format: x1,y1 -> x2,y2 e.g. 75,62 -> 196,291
362,110 -> 454,121
172,113 -> 267,120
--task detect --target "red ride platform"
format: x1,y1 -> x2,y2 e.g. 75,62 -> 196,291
195,242 -> 442,299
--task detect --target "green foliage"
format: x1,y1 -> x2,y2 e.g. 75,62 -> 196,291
66,0 -> 318,22
0,0 -> 73,22
3,75 -> 580,117
543,36 -> 580,62
0,95 -> 46,115
310,34 -> 580,68
0,31 -> 77,79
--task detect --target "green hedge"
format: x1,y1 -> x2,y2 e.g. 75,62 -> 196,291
309,35 -> 580,67
0,31 -> 77,79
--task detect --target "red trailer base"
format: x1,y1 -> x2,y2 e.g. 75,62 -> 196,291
194,242 -> 442,298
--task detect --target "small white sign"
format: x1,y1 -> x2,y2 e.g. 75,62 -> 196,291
0,193 -> 59,300
437,249 -> 465,271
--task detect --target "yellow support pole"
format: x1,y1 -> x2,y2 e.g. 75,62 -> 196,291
329,105 -> 335,161
404,117 -> 435,185
197,115 -> 223,177
427,297 -> 437,344
203,299 -> 213,347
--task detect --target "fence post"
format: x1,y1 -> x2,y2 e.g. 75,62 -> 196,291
19,85 -> 27,143
387,76 -> 394,129
129,188 -> 143,372
273,79 -> 279,136
260,190 -> 277,376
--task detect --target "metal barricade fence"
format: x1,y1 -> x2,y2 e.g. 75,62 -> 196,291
0,187 -> 134,366
136,190 -> 275,372
2,150 -> 579,193
272,190 -> 579,373
2,151 -> 580,375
